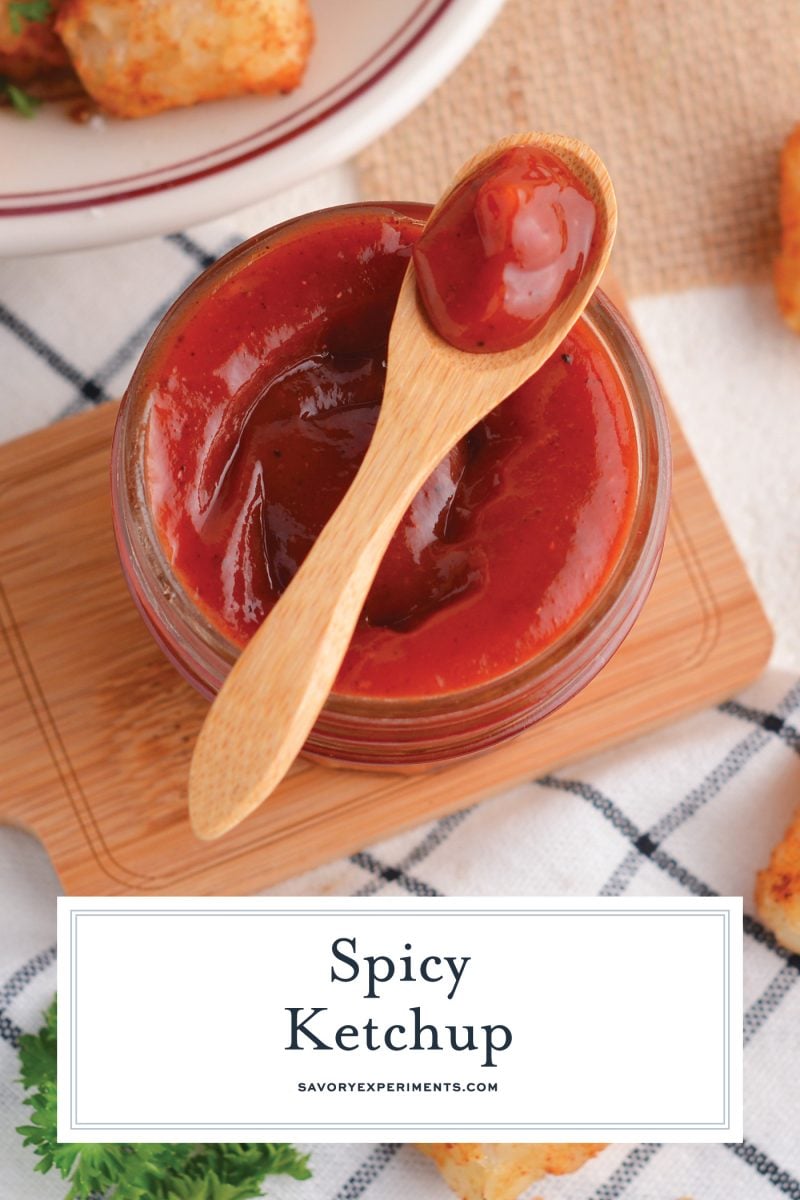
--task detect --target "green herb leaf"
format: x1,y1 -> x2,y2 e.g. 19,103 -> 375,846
9,0 -> 53,35
16,999 -> 312,1199
17,997 -> 56,1090
2,80 -> 41,117
164,1171 -> 273,1200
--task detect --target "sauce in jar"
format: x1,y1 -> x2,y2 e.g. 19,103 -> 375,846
143,205 -> 637,700
414,145 -> 598,352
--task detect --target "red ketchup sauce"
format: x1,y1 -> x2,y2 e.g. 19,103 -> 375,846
413,145 -> 598,352
144,205 -> 637,700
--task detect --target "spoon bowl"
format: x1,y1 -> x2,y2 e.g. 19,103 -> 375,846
189,131 -> 617,839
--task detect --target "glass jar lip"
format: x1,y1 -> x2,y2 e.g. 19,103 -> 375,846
113,201 -> 671,721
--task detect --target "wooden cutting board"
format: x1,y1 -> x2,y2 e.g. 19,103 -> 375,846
0,395 -> 771,895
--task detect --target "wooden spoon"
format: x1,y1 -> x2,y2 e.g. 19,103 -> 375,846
189,131 -> 617,839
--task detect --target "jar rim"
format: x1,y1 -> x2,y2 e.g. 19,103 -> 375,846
112,201 -> 671,732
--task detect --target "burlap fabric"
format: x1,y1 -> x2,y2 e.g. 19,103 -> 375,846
357,0 -> 800,295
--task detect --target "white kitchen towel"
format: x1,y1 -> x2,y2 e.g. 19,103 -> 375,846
1,171 -> 799,1199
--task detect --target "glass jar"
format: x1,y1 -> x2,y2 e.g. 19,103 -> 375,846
111,202 -> 671,770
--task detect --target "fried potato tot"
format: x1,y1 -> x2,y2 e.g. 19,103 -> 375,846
0,0 -> 70,82
756,807 -> 800,954
416,1142 -> 607,1200
55,0 -> 314,118
775,123 -> 800,333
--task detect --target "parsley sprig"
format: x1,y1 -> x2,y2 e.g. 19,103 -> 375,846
17,1000 -> 312,1200
1,78 -> 40,116
3,0 -> 53,114
9,0 -> 53,35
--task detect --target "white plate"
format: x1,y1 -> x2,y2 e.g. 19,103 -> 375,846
0,0 -> 505,256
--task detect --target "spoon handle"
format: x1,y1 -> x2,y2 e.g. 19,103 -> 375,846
188,427 -> 429,839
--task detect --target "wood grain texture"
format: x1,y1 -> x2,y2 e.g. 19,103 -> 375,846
0,381 -> 772,895
189,132 -> 617,840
